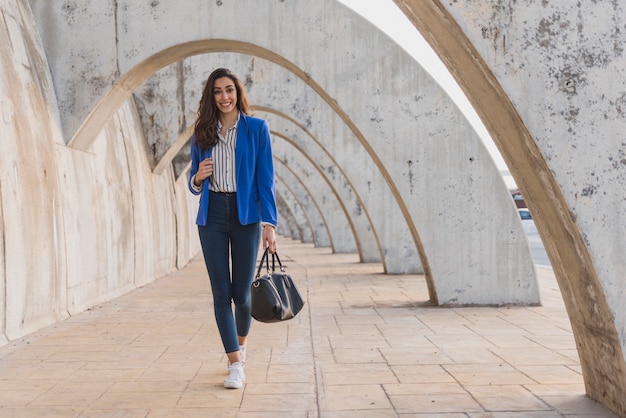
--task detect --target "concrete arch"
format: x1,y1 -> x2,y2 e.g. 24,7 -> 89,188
273,157 -> 332,249
260,108 -> 382,263
273,176 -> 311,243
241,61 -> 422,274
393,0 -> 626,413
274,191 -> 300,241
273,136 -> 356,254
272,130 -> 361,256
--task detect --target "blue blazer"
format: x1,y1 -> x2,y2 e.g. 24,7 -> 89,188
188,113 -> 278,227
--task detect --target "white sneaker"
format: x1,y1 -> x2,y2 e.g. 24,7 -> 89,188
224,362 -> 245,389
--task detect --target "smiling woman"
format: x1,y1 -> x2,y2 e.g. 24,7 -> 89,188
188,67 -> 278,389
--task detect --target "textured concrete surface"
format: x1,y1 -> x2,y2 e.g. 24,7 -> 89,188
0,237 -> 617,417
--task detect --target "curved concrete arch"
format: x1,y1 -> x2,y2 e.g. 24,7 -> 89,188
32,0 -> 537,306
272,134 -> 356,254
393,0 -> 626,413
273,157 -> 332,249
274,157 -> 332,248
259,107 -> 382,264
274,191 -> 300,241
274,166 -> 318,245
273,176 -> 310,243
154,125 -> 192,175
272,131 -> 358,256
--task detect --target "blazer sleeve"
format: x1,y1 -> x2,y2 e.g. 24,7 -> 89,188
255,121 -> 278,227
188,134 -> 202,195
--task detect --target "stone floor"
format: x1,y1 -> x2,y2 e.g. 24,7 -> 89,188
0,237 -> 620,417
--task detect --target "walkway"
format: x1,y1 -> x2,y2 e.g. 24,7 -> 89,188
0,238 -> 619,417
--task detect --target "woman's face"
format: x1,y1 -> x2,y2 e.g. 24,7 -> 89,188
213,76 -> 238,116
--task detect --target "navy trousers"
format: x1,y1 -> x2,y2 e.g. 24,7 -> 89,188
198,191 -> 261,353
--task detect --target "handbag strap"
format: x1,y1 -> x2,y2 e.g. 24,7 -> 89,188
255,248 -> 285,278
255,248 -> 271,279
271,252 -> 285,273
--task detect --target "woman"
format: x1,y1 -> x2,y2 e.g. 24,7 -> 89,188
188,68 -> 278,389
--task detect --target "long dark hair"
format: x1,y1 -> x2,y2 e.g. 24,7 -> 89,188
193,68 -> 251,150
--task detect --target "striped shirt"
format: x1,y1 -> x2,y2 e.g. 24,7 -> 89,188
210,118 -> 238,193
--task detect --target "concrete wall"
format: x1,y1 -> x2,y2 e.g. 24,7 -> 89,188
392,0 -> 626,414
0,0 -> 199,342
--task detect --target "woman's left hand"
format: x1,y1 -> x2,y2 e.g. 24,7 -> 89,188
262,225 -> 277,253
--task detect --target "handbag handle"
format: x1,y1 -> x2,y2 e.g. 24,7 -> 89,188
255,248 -> 285,279
271,251 -> 286,273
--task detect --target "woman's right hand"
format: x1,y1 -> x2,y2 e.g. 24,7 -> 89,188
194,158 -> 213,185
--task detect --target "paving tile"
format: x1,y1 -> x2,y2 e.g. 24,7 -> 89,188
332,347 -> 386,364
468,413 -> 563,418
30,382 -> 113,407
465,384 -> 552,411
0,389 -> 48,407
321,363 -> 397,385
384,382 -> 466,395
239,393 -> 317,413
389,392 -> 483,414
443,363 -> 536,386
387,364 -> 457,384
0,407 -> 81,418
490,346 -> 577,366
79,409 -> 151,418
318,384 -> 392,411
145,409 -> 238,418
91,390 -> 180,409
515,364 -> 583,384
381,345 -> 454,365
319,411 -> 398,418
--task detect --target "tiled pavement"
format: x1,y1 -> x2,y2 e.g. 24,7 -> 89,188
0,237 -> 620,417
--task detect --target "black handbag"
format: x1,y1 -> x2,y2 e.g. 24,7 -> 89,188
250,248 -> 305,323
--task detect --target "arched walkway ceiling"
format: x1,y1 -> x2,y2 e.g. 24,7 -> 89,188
67,40 -> 432,275
34,0 -> 537,306
391,0 -> 626,414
